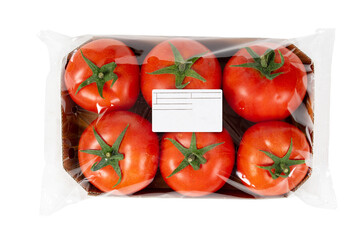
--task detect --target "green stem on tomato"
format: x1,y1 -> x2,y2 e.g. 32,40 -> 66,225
79,124 -> 129,187
230,47 -> 285,80
256,138 -> 306,179
166,133 -> 224,178
146,42 -> 208,89
75,50 -> 119,98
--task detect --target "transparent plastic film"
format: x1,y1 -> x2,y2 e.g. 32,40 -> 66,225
40,30 -> 335,215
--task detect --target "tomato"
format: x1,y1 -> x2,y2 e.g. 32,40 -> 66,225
237,121 -> 310,196
65,39 -> 139,113
78,111 -> 159,195
223,43 -> 307,122
160,131 -> 235,196
141,38 -> 221,106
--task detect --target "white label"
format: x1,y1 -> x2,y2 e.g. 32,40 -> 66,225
152,89 -> 222,132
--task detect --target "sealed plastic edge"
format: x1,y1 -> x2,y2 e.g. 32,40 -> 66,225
289,29 -> 336,208
39,31 -> 93,215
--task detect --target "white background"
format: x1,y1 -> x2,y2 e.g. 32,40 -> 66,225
1,0 -> 359,239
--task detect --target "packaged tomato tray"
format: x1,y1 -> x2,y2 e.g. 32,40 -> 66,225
40,30 -> 335,214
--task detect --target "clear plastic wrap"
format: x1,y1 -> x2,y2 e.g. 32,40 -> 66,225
40,29 -> 335,215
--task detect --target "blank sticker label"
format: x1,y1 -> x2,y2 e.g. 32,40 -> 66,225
152,89 -> 222,132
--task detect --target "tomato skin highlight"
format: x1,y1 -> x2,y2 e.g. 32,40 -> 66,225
141,38 -> 222,106
160,130 -> 235,197
65,39 -> 139,113
78,111 -> 159,195
223,44 -> 307,122
237,121 -> 310,196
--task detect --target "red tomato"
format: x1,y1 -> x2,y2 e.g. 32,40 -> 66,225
160,130 -> 235,196
65,39 -> 139,113
237,121 -> 310,196
141,38 -> 221,106
223,43 -> 307,122
78,111 -> 159,195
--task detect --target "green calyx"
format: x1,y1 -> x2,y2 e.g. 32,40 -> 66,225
230,47 -> 285,80
80,124 -> 129,188
257,138 -> 305,179
75,50 -> 118,98
166,133 -> 224,178
147,42 -> 208,89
